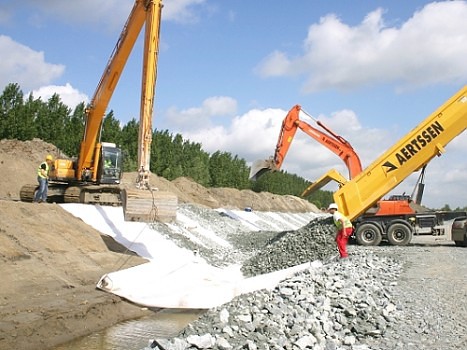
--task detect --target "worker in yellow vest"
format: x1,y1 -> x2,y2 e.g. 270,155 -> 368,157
328,203 -> 353,259
34,155 -> 54,203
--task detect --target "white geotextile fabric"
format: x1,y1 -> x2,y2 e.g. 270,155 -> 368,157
61,203 -> 321,309
96,259 -> 322,309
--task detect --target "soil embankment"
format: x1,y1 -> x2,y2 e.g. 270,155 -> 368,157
0,200 -> 150,349
0,139 -> 319,349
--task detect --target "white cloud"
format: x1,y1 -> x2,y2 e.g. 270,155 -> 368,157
166,96 -> 237,129
162,0 -> 208,23
32,83 -> 89,110
256,1 -> 467,92
0,35 -> 64,92
19,0 -> 206,29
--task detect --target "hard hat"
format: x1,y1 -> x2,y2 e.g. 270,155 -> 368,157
46,155 -> 54,161
328,203 -> 338,210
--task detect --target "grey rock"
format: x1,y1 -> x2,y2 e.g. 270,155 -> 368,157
186,334 -> 215,349
294,335 -> 317,349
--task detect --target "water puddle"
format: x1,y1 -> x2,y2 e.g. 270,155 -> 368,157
52,309 -> 205,350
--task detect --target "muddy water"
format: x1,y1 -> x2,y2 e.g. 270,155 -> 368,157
52,309 -> 205,350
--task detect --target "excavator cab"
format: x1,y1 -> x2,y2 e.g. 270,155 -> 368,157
99,143 -> 123,184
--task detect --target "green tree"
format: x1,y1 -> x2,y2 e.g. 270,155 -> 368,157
0,83 -> 25,139
120,118 -> 139,171
35,94 -> 70,149
209,151 -> 236,187
151,129 -> 171,175
20,93 -> 40,140
60,102 -> 86,157
101,111 -> 122,145
181,141 -> 211,185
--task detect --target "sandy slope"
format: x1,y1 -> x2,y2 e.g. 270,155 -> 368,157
0,139 -> 318,350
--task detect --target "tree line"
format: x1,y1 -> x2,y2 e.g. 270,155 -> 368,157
0,83 -> 333,208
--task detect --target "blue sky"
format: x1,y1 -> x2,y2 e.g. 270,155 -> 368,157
1,0 -> 466,209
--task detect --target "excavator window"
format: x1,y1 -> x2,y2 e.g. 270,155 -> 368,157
101,145 -> 123,183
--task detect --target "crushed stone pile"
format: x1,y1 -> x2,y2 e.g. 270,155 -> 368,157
151,251 -> 403,350
148,204 -> 320,268
241,216 -> 337,277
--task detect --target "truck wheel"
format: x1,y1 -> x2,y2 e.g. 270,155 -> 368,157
355,223 -> 382,246
387,222 -> 413,246
454,234 -> 467,247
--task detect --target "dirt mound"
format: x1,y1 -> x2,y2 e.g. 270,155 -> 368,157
1,139 -> 317,212
0,200 -> 149,349
120,173 -> 318,213
0,138 -> 317,349
0,138 -> 63,200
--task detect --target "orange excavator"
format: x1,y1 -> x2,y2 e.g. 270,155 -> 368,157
249,105 -> 363,182
249,104 -> 441,243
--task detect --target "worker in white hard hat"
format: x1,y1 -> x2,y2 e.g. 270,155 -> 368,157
328,203 -> 353,259
34,155 -> 54,203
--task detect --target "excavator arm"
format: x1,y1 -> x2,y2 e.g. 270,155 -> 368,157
138,0 -> 162,174
78,0 -> 162,182
249,105 -> 363,181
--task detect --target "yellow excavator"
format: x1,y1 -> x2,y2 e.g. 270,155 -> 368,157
20,0 -> 177,222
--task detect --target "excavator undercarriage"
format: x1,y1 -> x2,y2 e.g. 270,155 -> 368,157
20,180 -> 177,223
20,182 -> 122,206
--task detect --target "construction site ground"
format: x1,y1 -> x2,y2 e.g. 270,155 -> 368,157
0,139 -> 319,350
1,139 -> 466,350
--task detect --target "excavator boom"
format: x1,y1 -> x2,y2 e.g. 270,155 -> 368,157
138,0 -> 162,173
249,105 -> 363,180
79,0 -> 152,182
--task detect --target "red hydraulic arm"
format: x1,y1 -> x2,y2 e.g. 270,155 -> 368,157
271,105 -> 362,179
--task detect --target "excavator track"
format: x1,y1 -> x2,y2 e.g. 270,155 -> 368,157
64,186 -> 82,203
20,183 -> 69,203
19,184 -> 38,202
77,185 -> 122,206
20,183 -> 121,205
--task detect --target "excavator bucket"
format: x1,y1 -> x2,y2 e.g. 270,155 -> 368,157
249,158 -> 276,181
122,189 -> 178,223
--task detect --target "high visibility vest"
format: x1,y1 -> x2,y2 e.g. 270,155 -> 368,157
333,211 -> 352,230
37,161 -> 49,179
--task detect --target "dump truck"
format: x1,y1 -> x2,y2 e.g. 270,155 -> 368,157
20,0 -> 177,223
251,86 -> 467,245
452,216 -> 467,247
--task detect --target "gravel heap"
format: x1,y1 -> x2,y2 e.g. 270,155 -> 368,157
152,251 -> 402,350
241,216 -> 337,277
150,204 -> 320,268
